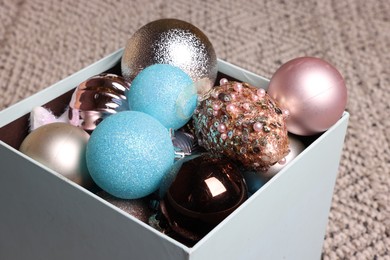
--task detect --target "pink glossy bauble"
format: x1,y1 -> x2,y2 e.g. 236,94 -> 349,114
267,57 -> 347,136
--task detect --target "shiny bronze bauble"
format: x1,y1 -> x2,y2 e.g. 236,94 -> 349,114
159,154 -> 247,245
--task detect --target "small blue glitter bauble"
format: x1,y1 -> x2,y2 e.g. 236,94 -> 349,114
86,111 -> 175,199
127,64 -> 197,130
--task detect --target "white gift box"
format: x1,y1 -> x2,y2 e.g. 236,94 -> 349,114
0,49 -> 349,260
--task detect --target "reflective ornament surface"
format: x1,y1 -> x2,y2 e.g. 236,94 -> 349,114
19,122 -> 93,188
69,73 -> 130,131
242,169 -> 267,196
127,64 -> 197,130
193,80 -> 290,171
121,18 -> 217,96
171,130 -> 200,159
159,154 -> 247,245
268,57 -> 347,136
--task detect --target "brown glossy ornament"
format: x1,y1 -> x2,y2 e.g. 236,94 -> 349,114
121,18 -> 217,96
68,73 -> 130,131
159,154 -> 247,245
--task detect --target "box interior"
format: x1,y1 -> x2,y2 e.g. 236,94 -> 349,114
0,60 -> 252,149
0,58 -> 323,248
0,59 -> 320,150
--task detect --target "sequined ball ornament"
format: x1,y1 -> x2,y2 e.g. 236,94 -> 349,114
193,79 -> 290,171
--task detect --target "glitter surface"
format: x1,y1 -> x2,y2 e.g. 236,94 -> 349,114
121,19 -> 217,96
259,134 -> 306,179
193,81 -> 290,171
86,111 -> 175,199
127,64 -> 197,130
243,134 -> 306,194
97,191 -> 153,223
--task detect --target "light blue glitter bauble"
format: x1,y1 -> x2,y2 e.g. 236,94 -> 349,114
86,111 -> 175,199
127,64 -> 197,130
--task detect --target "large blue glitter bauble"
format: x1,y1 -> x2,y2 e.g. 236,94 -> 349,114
86,111 -> 175,199
127,64 -> 197,130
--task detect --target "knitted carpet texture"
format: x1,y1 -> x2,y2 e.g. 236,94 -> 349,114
0,0 -> 389,259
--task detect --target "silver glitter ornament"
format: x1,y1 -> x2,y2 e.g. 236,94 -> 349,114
121,18 -> 217,96
97,191 -> 153,223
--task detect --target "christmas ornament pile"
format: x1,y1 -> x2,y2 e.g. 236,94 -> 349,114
18,18 -> 347,246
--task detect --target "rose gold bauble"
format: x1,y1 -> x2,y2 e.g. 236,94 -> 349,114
267,57 -> 347,136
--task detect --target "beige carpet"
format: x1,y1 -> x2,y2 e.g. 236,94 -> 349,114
0,0 -> 389,258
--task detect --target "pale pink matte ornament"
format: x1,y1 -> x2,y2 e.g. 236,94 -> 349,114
267,57 -> 347,136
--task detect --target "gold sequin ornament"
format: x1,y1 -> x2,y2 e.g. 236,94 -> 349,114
193,80 -> 290,171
